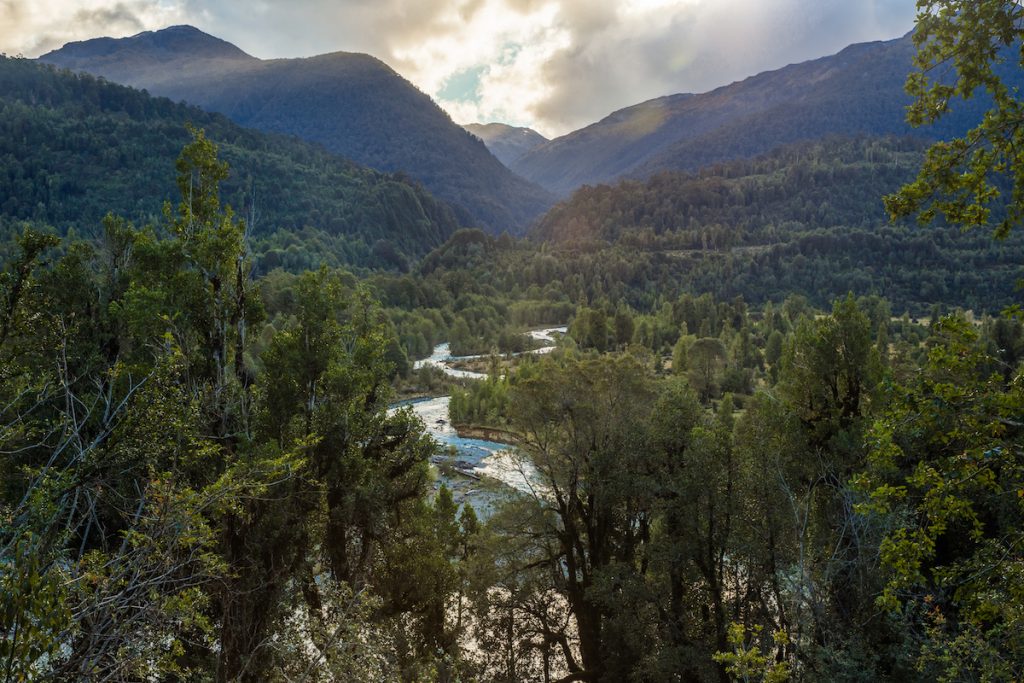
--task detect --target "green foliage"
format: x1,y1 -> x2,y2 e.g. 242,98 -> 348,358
688,337 -> 728,402
449,369 -> 511,427
885,1 -> 1024,238
0,536 -> 69,682
713,624 -> 791,683
502,353 -> 661,680
779,294 -> 882,446
0,228 -> 59,348
0,56 -> 460,270
857,314 -> 1024,680
765,329 -> 784,367
0,133 -> 447,682
5,11 -> 1024,678
530,137 -> 1024,314
535,137 -> 927,246
471,352 -> 798,681
570,306 -> 611,352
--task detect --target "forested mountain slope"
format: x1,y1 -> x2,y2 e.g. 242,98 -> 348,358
527,136 -> 1024,313
0,56 -> 462,270
513,32 -> 1019,195
532,136 -> 926,244
40,25 -> 555,233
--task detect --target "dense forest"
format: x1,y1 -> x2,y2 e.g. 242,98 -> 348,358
0,56 -> 462,271
527,136 -> 1024,314
3,2 -> 1024,682
2,126 -> 1022,682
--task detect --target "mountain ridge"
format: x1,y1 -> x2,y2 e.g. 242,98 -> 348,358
40,26 -> 554,234
511,31 -> 1012,196
50,24 -> 255,61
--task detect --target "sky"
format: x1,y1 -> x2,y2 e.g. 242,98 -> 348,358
0,0 -> 917,137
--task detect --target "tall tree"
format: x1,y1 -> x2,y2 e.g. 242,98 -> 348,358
875,6 -> 1024,675
168,125 -> 257,435
0,129 -> 279,681
505,354 -> 658,681
218,267 -> 437,681
858,316 -> 1024,680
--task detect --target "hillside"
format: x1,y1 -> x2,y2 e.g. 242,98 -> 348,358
512,33 -> 1017,196
0,56 -> 462,271
40,26 -> 555,233
532,136 -> 926,244
528,136 -> 1024,313
463,122 -> 548,167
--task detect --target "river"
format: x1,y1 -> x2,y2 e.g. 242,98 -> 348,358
393,326 -> 565,515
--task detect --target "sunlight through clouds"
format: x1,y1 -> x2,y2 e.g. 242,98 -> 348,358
388,0 -> 571,134
0,0 -> 916,137
620,0 -> 700,17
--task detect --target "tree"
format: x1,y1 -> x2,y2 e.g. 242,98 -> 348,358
688,338 -> 727,403
0,130 -> 448,682
504,354 -> 658,681
167,125 -> 257,435
744,297 -> 898,677
648,384 -> 743,682
672,331 -> 695,376
466,497 -> 573,683
571,307 -> 610,353
857,315 -> 1024,680
0,131 -> 283,682
872,8 -> 1024,674
764,330 -> 784,369
778,295 -> 880,450
220,267 -> 437,681
885,1 -> 1024,237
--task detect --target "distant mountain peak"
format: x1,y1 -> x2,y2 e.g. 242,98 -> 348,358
464,122 -> 549,168
466,122 -> 540,135
40,24 -> 255,67
150,24 -> 205,35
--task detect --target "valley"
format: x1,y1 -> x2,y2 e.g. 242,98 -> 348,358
2,6 -> 1024,682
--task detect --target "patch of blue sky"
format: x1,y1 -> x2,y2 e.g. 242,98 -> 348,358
438,64 -> 486,103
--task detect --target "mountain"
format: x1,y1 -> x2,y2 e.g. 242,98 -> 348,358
531,136 -> 928,245
512,32 -> 1017,196
40,26 -> 554,233
529,135 -> 1024,313
34,23 -> 256,79
463,123 -> 548,167
0,55 -> 462,271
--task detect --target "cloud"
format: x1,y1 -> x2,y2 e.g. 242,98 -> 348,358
0,0 -> 186,56
0,0 -> 916,136
527,0 -> 917,135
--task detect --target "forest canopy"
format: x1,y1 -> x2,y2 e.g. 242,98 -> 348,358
3,3 -> 1024,680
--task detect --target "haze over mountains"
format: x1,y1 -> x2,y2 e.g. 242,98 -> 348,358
40,25 -> 554,234
463,123 -> 548,167
511,32 -> 1021,196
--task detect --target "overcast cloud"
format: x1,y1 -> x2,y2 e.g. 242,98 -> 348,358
1,0 -> 916,137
